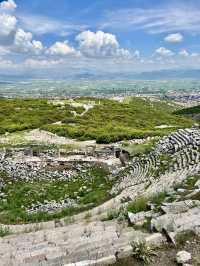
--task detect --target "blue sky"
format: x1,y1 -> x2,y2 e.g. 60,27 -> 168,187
1,0 -> 200,77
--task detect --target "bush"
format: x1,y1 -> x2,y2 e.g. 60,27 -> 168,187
127,197 -> 148,213
0,226 -> 10,237
0,98 -> 192,145
131,241 -> 157,264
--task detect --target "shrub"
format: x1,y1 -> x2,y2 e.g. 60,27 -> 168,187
150,192 -> 167,206
131,241 -> 157,264
0,226 -> 10,237
127,197 -> 148,213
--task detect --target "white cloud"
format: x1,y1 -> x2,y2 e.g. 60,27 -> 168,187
179,49 -> 189,57
76,30 -> 130,58
0,46 -> 9,55
0,1 -> 199,76
32,40 -> 43,51
133,50 -> 140,58
0,2 -> 45,56
0,13 -> 17,37
0,56 -> 14,69
47,41 -> 77,56
191,52 -> 199,57
13,28 -> 43,54
155,47 -> 174,57
19,14 -> 87,36
0,0 -> 17,12
164,33 -> 183,43
102,6 -> 200,34
24,58 -> 63,68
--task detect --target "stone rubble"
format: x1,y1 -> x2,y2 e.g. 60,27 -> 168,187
112,127 -> 200,195
176,250 -> 192,264
151,205 -> 200,234
27,198 -> 77,214
0,127 -> 200,265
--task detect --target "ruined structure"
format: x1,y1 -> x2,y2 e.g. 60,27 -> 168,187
0,127 -> 200,265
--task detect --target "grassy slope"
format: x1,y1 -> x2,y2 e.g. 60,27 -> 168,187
0,99 -> 77,134
0,166 -> 113,224
0,98 -> 193,143
43,98 -> 192,143
174,105 -> 200,115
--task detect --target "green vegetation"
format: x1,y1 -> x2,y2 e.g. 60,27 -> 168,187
64,216 -> 75,225
44,98 -> 192,143
174,174 -> 200,196
0,99 -> 78,134
121,139 -> 157,156
102,209 -> 121,221
0,226 -> 10,237
0,166 -> 114,224
150,192 -> 167,205
175,230 -> 197,247
127,192 -> 167,214
131,241 -> 157,264
101,206 -> 127,222
84,211 -> 92,221
0,97 -> 192,143
174,105 -> 200,116
127,197 -> 149,213
101,192 -> 168,222
184,174 -> 200,190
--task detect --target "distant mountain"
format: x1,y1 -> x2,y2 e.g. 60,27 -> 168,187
70,69 -> 200,80
1,69 -> 200,81
131,69 -> 200,80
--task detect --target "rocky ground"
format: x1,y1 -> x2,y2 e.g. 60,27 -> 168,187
112,237 -> 200,266
0,127 -> 200,265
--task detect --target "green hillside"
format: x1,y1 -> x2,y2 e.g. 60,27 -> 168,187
0,98 -> 193,143
0,98 -> 192,143
42,97 -> 193,143
174,105 -> 200,116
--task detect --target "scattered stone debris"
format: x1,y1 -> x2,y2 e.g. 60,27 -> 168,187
0,127 -> 200,265
176,250 -> 192,264
160,200 -> 200,214
27,198 -> 77,214
111,127 -> 200,195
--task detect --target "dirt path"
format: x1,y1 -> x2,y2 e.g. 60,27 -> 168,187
24,129 -> 96,146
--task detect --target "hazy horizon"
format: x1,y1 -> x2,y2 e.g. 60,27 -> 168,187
0,0 -> 200,79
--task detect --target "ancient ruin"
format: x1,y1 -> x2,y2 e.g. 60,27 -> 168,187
0,126 -> 200,265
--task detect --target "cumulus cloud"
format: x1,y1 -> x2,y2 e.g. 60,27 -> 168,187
0,0 -> 198,76
0,1 -> 45,56
47,41 -> 77,56
0,0 -> 17,12
155,47 -> 174,57
0,13 -> 17,37
164,33 -> 183,43
13,28 -> 43,54
76,30 -> 131,58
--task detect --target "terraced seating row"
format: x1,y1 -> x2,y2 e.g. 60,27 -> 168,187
112,128 -> 200,194
111,152 -> 159,193
0,221 -> 148,266
156,128 -> 200,154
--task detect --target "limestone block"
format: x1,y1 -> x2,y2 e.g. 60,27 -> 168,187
176,250 -> 191,264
